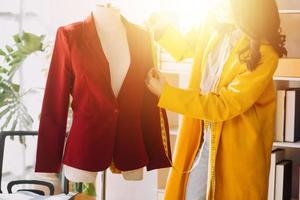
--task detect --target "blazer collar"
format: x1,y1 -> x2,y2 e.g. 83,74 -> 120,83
82,14 -> 137,100
83,13 -> 132,41
82,13 -> 134,65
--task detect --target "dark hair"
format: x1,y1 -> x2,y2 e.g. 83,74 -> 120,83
229,0 -> 287,71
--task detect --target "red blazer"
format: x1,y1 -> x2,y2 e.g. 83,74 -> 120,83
35,15 -> 171,173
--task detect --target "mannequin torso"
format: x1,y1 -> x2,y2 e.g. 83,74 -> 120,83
93,6 -> 131,96
64,5 -> 142,183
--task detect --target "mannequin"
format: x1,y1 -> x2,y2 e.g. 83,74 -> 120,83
63,4 -> 143,183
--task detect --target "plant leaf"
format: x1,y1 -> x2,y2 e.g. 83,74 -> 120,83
5,55 -> 11,62
0,81 -> 13,93
0,31 -> 46,132
7,64 -> 20,78
0,49 -> 6,56
19,136 -> 25,144
20,115 -> 32,130
0,106 -> 11,119
11,118 -> 18,131
19,106 -> 33,129
0,98 -> 10,108
9,57 -> 23,67
13,34 -> 21,43
0,68 -> 7,73
0,95 -> 7,104
20,32 -> 44,54
11,83 -> 20,92
10,51 -> 23,58
0,66 -> 8,74
1,109 -> 16,130
5,45 -> 13,53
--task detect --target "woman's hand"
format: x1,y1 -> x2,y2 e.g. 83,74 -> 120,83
145,68 -> 167,97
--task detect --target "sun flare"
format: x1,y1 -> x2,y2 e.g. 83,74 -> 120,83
163,0 -> 225,31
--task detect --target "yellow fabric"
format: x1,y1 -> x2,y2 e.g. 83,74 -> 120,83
158,25 -> 201,61
109,161 -> 121,174
158,26 -> 279,200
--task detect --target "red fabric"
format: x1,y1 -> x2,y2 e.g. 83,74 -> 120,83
35,15 -> 171,173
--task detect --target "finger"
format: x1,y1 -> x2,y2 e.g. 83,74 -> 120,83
145,76 -> 155,88
146,82 -> 154,91
146,83 -> 158,96
147,68 -> 155,77
144,75 -> 152,86
148,68 -> 158,79
146,78 -> 157,89
152,68 -> 161,79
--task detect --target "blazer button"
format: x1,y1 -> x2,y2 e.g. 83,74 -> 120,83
114,109 -> 119,114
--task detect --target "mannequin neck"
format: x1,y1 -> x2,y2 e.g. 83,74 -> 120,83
93,6 -> 122,28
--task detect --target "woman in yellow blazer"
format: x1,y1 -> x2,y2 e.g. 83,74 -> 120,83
146,0 -> 287,199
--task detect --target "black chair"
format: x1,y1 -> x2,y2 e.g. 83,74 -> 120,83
0,131 -> 57,195
7,180 -> 54,195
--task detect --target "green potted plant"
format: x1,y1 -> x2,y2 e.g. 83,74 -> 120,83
0,32 -> 45,135
0,31 -> 96,196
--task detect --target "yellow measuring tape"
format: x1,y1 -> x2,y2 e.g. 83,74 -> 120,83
160,108 -> 209,174
159,109 -> 170,159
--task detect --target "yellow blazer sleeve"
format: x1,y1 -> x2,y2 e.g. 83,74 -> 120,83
158,25 -> 200,62
158,50 -> 279,122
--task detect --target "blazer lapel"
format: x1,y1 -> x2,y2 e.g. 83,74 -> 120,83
115,16 -> 136,101
83,14 -> 112,86
83,14 -> 138,102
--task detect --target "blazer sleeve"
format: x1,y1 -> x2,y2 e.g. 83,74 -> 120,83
35,27 -> 73,173
158,25 -> 200,62
141,33 -> 172,171
141,84 -> 172,171
158,50 -> 279,122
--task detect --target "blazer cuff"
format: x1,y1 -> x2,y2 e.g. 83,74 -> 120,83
158,84 -> 180,112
